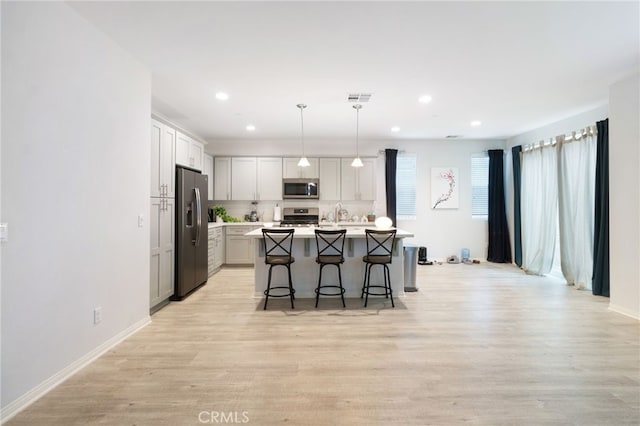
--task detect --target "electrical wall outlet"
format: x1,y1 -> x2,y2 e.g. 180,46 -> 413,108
138,214 -> 144,228
93,307 -> 102,325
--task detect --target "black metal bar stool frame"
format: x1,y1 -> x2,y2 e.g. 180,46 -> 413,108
261,228 -> 296,310
361,229 -> 397,308
314,229 -> 347,308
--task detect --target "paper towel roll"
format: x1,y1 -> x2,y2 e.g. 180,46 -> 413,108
273,204 -> 281,222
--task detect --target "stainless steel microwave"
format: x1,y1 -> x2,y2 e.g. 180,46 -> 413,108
282,178 -> 319,199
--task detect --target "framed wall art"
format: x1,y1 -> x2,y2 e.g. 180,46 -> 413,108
431,167 -> 459,209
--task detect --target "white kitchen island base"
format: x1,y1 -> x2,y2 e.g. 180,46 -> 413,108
245,227 -> 414,299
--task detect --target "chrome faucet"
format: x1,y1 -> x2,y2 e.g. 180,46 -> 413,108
334,202 -> 342,224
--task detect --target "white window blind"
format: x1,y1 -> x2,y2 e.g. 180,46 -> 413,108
396,155 -> 416,220
471,155 -> 489,217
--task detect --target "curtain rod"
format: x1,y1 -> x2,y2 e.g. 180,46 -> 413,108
562,125 -> 597,142
522,125 -> 597,152
379,149 -> 406,154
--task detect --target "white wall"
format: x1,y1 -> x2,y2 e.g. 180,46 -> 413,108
209,138 -> 504,260
1,1 -> 151,413
0,2 -> 3,415
609,73 -> 640,319
397,140 -> 505,260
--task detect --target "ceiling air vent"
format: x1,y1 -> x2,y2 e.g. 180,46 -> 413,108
446,135 -> 462,139
347,93 -> 372,102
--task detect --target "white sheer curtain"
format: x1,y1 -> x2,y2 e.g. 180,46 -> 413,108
521,144 -> 558,275
557,131 -> 597,290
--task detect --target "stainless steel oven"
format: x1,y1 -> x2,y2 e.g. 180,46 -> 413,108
282,178 -> 319,199
280,207 -> 320,226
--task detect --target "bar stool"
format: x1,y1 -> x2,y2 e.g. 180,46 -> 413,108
261,228 -> 295,310
314,229 -> 347,308
361,229 -> 397,308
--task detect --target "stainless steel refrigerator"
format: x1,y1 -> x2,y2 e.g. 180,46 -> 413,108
174,166 -> 208,300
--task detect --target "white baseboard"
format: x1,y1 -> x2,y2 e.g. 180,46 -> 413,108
0,316 -> 151,424
609,304 -> 640,320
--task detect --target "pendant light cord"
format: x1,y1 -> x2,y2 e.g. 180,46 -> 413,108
351,105 -> 364,167
356,106 -> 359,157
301,106 -> 305,156
297,103 -> 307,157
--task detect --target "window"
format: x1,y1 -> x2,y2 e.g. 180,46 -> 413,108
396,155 -> 416,220
471,155 -> 489,217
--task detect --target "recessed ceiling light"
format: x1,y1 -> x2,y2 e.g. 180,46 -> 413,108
470,120 -> 482,126
215,92 -> 229,101
391,126 -> 400,132
418,95 -> 432,104
246,124 -> 255,131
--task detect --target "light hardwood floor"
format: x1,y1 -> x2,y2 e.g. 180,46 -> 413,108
7,263 -> 640,425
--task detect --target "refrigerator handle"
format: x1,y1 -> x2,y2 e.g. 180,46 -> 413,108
194,187 -> 202,247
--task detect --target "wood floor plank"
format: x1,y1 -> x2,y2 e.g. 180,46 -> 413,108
6,263 -> 640,425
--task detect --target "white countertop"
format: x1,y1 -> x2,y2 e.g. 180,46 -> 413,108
245,226 -> 414,239
208,221 -> 262,228
208,221 -> 373,229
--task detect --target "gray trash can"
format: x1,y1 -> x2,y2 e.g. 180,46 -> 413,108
403,245 -> 418,292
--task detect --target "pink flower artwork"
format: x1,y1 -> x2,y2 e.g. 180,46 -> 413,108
431,167 -> 459,209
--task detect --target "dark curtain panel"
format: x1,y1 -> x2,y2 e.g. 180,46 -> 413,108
385,149 -> 398,226
592,119 -> 610,296
487,149 -> 512,263
511,145 -> 523,267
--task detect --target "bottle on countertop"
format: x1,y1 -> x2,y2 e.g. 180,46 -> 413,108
249,200 -> 258,222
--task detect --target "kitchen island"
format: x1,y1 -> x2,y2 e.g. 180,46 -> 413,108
245,226 -> 414,299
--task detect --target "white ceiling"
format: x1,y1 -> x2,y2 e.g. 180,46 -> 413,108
70,1 -> 639,143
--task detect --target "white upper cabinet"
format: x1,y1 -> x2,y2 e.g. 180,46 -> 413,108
215,155 -> 376,202
214,157 -> 231,201
319,158 -> 341,200
230,157 -> 282,201
175,132 -> 190,167
176,131 -> 204,171
357,158 -> 376,201
340,159 -> 357,200
340,157 -> 376,201
203,154 -> 214,202
150,119 -> 175,198
231,157 -> 257,200
283,157 -> 319,179
257,157 -> 283,200
190,140 -> 204,171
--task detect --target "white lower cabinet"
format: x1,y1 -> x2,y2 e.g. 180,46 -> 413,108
150,197 -> 174,308
214,227 -> 225,269
208,226 -> 225,276
226,225 -> 260,264
208,231 -> 215,277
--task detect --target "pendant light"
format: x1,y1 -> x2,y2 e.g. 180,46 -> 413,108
351,104 -> 364,167
296,103 -> 310,167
